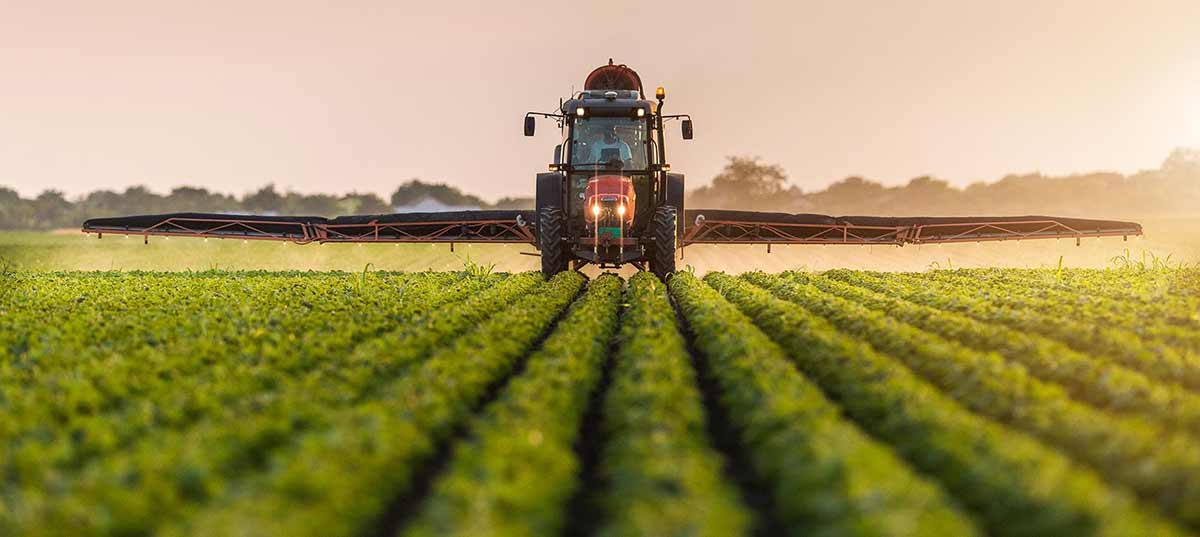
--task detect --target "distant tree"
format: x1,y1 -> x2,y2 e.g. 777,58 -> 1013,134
711,156 -> 788,198
390,179 -> 486,208
1159,148 -> 1200,212
165,186 -> 236,213
77,189 -> 126,216
32,190 -> 73,228
243,185 -> 284,214
283,192 -> 339,216
0,187 -> 31,229
338,192 -> 391,215
891,176 -> 961,214
689,156 -> 802,211
808,176 -> 886,213
1163,147 -> 1200,174
491,196 -> 535,210
119,186 -> 165,214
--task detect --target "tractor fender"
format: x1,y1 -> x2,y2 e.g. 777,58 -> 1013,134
666,173 -> 686,240
536,173 -> 565,213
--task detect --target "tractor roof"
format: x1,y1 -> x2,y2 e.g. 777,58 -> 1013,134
561,91 -> 655,117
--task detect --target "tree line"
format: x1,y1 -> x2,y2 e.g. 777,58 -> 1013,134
0,180 -> 533,230
1,148 -> 1197,230
690,148 -> 1200,219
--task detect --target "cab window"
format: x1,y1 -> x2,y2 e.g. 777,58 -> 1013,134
570,117 -> 649,170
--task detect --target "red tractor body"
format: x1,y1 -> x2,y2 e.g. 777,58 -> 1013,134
583,175 -> 636,234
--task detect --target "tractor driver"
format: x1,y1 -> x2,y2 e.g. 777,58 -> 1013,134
588,125 -> 633,167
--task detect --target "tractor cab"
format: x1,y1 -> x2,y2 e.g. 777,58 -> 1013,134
561,95 -> 655,244
525,60 -> 693,277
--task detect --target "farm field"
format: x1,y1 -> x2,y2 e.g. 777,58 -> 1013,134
3,267 -> 1200,536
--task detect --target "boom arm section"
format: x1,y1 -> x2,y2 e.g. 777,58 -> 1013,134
680,210 -> 1142,246
82,209 -> 1141,248
82,211 -> 537,244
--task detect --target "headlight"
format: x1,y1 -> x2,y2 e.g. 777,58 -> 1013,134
591,204 -> 601,216
576,107 -> 586,117
617,204 -> 626,215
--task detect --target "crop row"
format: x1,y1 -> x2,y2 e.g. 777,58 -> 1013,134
706,272 -> 1186,537
669,272 -> 979,535
0,272 -> 461,410
1,271 -> 554,536
918,267 -> 1200,338
935,267 -> 1200,307
164,270 -> 586,537
5,268 -> 1199,536
2,271 -> 517,490
1,272 -> 444,379
0,272 -> 485,481
911,270 -> 1200,352
399,274 -> 624,537
746,272 -> 1200,528
588,272 -> 750,536
824,270 -> 1200,392
791,271 -> 1200,436
918,267 -> 1200,312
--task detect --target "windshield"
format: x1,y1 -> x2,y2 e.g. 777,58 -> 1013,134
570,117 -> 649,170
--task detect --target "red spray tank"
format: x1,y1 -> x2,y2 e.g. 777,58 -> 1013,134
583,59 -> 644,96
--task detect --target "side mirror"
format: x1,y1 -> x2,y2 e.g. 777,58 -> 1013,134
524,116 -> 536,137
553,144 -> 562,165
681,119 -> 694,140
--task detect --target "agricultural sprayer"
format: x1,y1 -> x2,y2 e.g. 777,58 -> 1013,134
83,60 -> 1142,278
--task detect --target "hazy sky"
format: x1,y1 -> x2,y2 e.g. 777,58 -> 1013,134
2,0 -> 1198,201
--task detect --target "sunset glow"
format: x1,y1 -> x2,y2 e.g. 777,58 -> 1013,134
1,0 -> 1197,200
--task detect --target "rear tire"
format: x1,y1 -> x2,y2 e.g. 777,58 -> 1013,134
649,206 -> 677,280
539,207 -> 568,278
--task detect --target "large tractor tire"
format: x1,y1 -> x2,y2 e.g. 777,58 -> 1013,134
649,206 -> 677,280
538,207 -> 568,278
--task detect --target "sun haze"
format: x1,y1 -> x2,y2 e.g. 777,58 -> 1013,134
1,0 -> 1197,201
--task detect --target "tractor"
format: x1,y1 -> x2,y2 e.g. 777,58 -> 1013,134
524,60 -> 692,279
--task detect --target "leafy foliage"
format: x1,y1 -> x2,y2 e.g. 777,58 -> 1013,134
825,270 -> 1200,392
401,275 -> 622,537
792,271 -> 1200,436
591,272 -> 751,537
3,267 -> 1200,536
174,271 -> 586,537
706,272 -> 1188,536
746,271 -> 1200,528
670,272 -> 979,535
